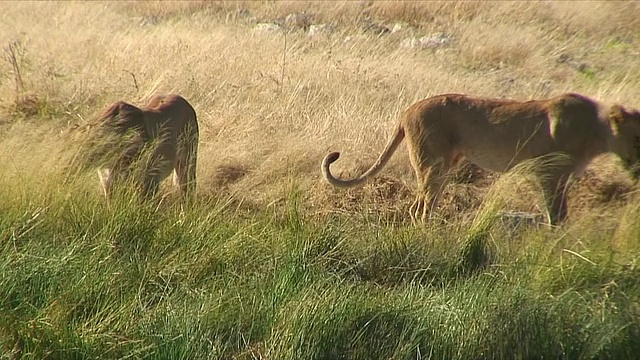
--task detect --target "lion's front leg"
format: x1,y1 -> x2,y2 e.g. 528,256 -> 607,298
538,168 -> 573,225
174,141 -> 198,202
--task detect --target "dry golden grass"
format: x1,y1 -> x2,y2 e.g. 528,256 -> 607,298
1,1 -> 639,222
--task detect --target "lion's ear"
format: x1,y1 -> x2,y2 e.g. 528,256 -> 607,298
610,104 -> 628,124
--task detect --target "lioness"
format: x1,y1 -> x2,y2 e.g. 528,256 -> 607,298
322,93 -> 640,225
89,94 -> 199,202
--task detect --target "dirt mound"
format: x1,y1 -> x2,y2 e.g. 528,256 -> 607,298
451,161 -> 496,186
310,171 -> 492,223
210,163 -> 249,188
309,174 -> 413,223
571,169 -> 634,207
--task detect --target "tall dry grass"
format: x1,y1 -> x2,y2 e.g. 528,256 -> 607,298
0,0 -> 638,219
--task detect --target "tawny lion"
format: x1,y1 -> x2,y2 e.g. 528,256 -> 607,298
88,94 -> 199,202
322,93 -> 640,225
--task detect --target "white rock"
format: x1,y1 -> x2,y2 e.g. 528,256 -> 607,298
343,34 -> 368,43
253,23 -> 281,33
308,23 -> 333,37
391,23 -> 403,34
401,33 -> 454,49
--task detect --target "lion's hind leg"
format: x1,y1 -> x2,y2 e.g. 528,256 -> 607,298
172,164 -> 194,198
98,169 -> 112,199
174,134 -> 198,201
408,148 -> 454,224
411,161 -> 452,223
409,195 -> 425,224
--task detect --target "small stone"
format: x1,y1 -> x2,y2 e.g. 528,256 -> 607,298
308,23 -> 334,37
401,33 -> 454,49
253,23 -> 281,33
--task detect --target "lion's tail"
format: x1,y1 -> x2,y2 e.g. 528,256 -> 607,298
321,125 -> 405,188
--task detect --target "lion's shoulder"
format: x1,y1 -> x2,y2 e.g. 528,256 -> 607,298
143,94 -> 193,114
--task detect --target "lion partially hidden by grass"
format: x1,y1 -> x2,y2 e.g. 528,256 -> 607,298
79,94 -> 199,202
322,93 -> 640,225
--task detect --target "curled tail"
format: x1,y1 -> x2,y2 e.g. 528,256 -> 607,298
321,125 -> 405,188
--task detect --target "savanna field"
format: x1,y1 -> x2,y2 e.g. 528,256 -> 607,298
2,1 -> 640,359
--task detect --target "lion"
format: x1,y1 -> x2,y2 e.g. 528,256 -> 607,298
321,93 -> 640,225
85,94 -> 199,202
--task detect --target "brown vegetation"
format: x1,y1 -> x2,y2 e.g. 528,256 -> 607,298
0,1 -> 638,223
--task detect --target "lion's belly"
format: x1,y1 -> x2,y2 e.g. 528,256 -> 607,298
460,135 -> 553,173
454,117 -> 556,173
464,150 -> 525,173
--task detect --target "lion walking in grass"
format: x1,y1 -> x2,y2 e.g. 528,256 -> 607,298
82,94 -> 199,202
322,93 -> 640,225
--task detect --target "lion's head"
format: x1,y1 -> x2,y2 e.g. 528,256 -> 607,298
82,101 -> 148,169
610,104 -> 640,179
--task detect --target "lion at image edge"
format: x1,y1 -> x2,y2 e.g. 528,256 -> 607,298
322,92 -> 640,225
